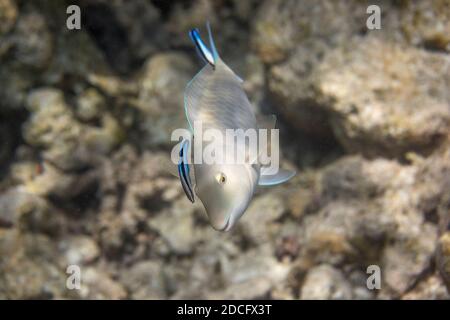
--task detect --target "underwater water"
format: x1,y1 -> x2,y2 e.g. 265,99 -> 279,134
0,0 -> 449,300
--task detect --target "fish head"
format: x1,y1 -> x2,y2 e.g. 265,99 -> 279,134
194,163 -> 257,231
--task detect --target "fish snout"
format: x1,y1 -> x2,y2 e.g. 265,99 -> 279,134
209,213 -> 231,232
200,202 -> 235,232
206,202 -> 247,232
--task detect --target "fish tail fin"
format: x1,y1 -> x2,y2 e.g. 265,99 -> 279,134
206,21 -> 220,65
189,28 -> 215,67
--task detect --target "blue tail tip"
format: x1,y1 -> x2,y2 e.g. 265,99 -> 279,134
189,28 -> 200,40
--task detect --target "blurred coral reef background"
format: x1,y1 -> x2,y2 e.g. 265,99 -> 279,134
0,0 -> 449,299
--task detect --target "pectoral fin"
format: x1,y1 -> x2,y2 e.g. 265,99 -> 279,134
178,139 -> 195,203
258,167 -> 296,186
158,139 -> 196,187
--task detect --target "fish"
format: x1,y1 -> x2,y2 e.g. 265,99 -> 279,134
174,23 -> 295,231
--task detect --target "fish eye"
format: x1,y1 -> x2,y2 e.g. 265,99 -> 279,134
215,172 -> 226,185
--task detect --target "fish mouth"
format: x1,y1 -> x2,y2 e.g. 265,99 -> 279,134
223,220 -> 233,232
217,215 -> 232,232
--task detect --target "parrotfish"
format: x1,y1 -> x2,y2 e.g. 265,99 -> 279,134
175,23 -> 295,231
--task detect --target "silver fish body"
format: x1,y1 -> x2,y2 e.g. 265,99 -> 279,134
185,61 -> 257,132
189,67 -> 260,230
180,24 -> 295,231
